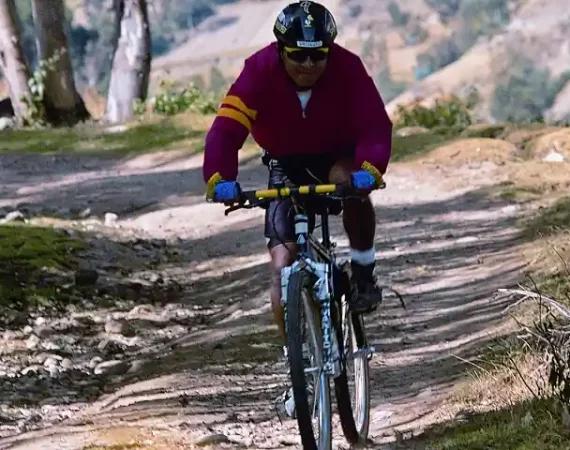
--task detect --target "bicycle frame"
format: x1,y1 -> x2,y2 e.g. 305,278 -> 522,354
280,200 -> 342,377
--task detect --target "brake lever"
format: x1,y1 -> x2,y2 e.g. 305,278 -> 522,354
224,203 -> 243,216
224,200 -> 258,215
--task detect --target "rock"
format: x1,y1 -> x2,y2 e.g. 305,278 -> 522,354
104,212 -> 118,226
105,124 -> 128,134
22,325 -> 34,336
3,330 -> 20,340
41,340 -> 60,351
34,317 -> 46,327
89,356 -> 104,369
21,365 -> 43,376
60,358 -> 73,370
25,334 -> 41,350
542,150 -> 566,162
38,266 -> 74,287
0,116 -> 15,131
33,325 -> 51,339
79,208 -> 92,219
395,126 -> 429,137
74,269 -> 99,286
97,338 -> 128,355
3,210 -> 25,223
127,304 -> 154,318
194,434 -> 231,447
43,356 -> 61,368
46,364 -> 59,377
5,310 -> 28,327
35,352 -> 51,364
126,359 -> 145,374
104,318 -> 135,336
93,360 -> 130,376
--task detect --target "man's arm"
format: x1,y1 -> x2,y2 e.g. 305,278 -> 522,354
202,58 -> 261,184
347,57 -> 393,176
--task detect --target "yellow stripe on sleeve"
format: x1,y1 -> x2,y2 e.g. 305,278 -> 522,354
221,95 -> 257,120
217,107 -> 252,132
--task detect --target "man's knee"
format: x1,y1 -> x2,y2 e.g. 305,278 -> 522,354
328,158 -> 352,185
269,244 -> 297,287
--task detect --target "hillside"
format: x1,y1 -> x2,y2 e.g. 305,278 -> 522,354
3,0 -> 570,122
146,0 -> 570,122
386,0 -> 570,122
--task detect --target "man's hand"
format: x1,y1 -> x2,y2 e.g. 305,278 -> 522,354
214,181 -> 241,203
206,172 -> 242,203
350,161 -> 385,193
351,170 -> 377,191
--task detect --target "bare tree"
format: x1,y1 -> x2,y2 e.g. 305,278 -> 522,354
31,0 -> 90,125
0,0 -> 33,122
105,0 -> 151,123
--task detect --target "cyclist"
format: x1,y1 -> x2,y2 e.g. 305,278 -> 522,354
203,0 -> 392,416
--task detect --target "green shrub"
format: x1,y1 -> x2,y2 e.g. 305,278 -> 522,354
388,2 -> 410,26
459,0 -> 510,36
425,0 -> 461,22
135,80 -> 218,118
395,95 -> 473,131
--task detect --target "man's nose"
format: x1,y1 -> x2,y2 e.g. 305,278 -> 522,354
301,57 -> 316,68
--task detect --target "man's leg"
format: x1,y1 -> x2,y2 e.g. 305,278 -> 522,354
329,159 -> 381,312
264,158 -> 299,341
265,200 -> 309,419
269,242 -> 297,342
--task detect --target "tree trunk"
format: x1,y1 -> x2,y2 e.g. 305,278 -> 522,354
105,0 -> 151,124
0,0 -> 33,123
31,0 -> 90,125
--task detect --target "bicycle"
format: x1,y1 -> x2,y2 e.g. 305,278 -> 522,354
218,180 -> 385,449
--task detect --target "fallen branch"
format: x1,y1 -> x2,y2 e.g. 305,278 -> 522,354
498,288 -> 570,320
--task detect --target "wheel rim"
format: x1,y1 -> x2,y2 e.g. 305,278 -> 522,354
343,303 -> 370,437
302,289 -> 332,450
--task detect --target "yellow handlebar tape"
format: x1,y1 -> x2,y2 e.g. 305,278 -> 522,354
254,184 -> 337,199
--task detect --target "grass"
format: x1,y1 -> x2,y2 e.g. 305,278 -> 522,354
488,181 -> 545,202
537,272 -> 570,304
522,197 -> 570,239
425,398 -> 570,450
0,223 -> 89,313
460,124 -> 506,139
0,120 -> 205,155
391,131 -> 453,162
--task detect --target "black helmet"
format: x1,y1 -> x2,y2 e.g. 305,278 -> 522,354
273,1 -> 338,49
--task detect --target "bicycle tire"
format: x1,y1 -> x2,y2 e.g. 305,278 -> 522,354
286,269 -> 332,450
333,273 -> 371,444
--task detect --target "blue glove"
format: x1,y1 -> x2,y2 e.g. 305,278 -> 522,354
214,181 -> 241,202
351,170 -> 377,190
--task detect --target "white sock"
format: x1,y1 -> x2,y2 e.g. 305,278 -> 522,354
350,247 -> 376,266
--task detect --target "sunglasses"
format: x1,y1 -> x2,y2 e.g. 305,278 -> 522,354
284,46 -> 329,63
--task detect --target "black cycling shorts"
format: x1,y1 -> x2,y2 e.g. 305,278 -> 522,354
263,151 -> 353,249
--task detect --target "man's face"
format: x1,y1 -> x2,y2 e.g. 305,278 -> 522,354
281,46 -> 329,89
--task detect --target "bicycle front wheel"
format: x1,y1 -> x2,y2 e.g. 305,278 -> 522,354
334,306 -> 371,444
285,269 -> 332,450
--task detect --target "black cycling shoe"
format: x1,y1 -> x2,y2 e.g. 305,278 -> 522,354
349,262 -> 382,314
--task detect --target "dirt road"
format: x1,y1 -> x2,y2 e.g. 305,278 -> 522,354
0,150 -> 527,449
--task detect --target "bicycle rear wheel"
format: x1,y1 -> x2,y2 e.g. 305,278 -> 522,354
333,277 -> 371,444
285,269 -> 332,450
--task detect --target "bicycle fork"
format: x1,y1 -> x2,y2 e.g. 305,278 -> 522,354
280,213 -> 342,378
